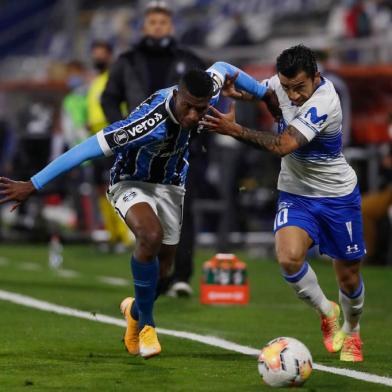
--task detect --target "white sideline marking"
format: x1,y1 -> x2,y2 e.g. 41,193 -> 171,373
55,269 -> 79,278
0,289 -> 391,387
19,262 -> 42,271
97,276 -> 129,286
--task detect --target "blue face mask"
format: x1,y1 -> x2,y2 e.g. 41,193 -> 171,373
67,75 -> 84,90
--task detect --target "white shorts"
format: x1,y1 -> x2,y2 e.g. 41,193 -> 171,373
107,181 -> 185,245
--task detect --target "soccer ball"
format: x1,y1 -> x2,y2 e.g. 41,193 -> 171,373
257,337 -> 313,388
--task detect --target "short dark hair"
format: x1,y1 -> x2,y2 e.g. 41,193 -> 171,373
179,69 -> 213,98
91,40 -> 113,53
276,44 -> 318,79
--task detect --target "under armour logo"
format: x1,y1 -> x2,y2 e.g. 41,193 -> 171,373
305,107 -> 328,126
346,244 -> 360,254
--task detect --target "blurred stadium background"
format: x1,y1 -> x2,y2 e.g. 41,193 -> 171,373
1,1 -> 392,390
0,0 -> 391,260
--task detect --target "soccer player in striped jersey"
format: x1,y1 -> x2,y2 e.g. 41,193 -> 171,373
201,45 -> 365,362
0,62 -> 267,359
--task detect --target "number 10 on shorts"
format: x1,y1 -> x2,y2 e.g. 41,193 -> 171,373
274,208 -> 288,230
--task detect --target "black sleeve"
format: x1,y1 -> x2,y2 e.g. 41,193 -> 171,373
101,56 -> 127,123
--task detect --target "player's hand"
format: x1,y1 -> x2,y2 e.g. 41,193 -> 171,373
199,102 -> 242,137
222,72 -> 241,99
0,178 -> 36,211
222,72 -> 255,101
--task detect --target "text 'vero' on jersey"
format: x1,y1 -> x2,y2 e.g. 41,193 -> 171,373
96,68 -> 223,187
265,75 -> 357,197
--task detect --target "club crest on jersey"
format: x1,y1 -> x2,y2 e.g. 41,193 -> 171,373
122,191 -> 137,203
305,107 -> 328,126
114,130 -> 130,145
211,73 -> 223,95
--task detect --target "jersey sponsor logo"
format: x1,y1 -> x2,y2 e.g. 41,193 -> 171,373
305,107 -> 328,126
108,103 -> 166,148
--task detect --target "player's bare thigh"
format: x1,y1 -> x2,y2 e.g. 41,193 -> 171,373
275,226 -> 313,274
125,202 -> 163,262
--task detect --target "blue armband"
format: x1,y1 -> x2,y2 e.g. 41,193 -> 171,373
210,61 -> 267,99
31,135 -> 105,190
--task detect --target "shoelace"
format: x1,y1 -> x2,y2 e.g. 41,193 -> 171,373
140,327 -> 157,345
321,316 -> 338,335
343,336 -> 362,355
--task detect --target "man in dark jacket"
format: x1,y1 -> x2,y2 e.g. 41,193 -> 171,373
101,1 -> 206,297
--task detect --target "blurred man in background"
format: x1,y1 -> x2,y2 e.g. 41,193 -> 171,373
101,1 -> 207,296
87,41 -> 132,252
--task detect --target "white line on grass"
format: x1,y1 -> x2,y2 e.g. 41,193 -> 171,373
97,276 -> 129,286
0,289 -> 391,388
19,262 -> 42,271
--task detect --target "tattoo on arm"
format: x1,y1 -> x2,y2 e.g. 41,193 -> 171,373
285,125 -> 308,148
235,125 -> 308,156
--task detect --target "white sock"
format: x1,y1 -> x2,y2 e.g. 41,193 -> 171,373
283,262 -> 332,316
339,279 -> 365,334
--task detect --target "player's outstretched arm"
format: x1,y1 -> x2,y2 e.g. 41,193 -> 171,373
209,62 -> 267,100
200,104 -> 308,157
0,134 -> 105,210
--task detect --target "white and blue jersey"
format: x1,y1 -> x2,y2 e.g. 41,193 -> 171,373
265,75 -> 357,197
266,74 -> 365,260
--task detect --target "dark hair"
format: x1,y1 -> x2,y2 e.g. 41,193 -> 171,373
276,44 -> 318,79
66,60 -> 85,71
179,69 -> 213,98
91,40 -> 113,53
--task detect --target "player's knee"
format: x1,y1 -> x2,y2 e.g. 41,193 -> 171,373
135,227 -> 163,258
276,248 -> 305,275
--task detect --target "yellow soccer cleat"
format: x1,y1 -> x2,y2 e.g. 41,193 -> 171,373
320,301 -> 343,353
139,325 -> 161,359
340,332 -> 363,362
120,297 -> 139,355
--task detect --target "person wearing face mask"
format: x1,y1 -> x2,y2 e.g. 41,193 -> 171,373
62,61 -> 88,148
101,1 -> 207,296
87,41 -> 133,252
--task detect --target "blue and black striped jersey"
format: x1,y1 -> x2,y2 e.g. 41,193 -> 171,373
30,62 -> 266,191
97,68 -> 223,187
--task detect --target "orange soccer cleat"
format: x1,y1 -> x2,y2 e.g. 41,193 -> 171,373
340,332 -> 363,362
139,325 -> 161,359
320,301 -> 343,353
120,297 -> 139,355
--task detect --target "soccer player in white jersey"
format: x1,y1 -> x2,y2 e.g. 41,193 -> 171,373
201,45 -> 365,362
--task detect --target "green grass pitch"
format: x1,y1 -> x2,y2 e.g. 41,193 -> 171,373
0,244 -> 391,391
